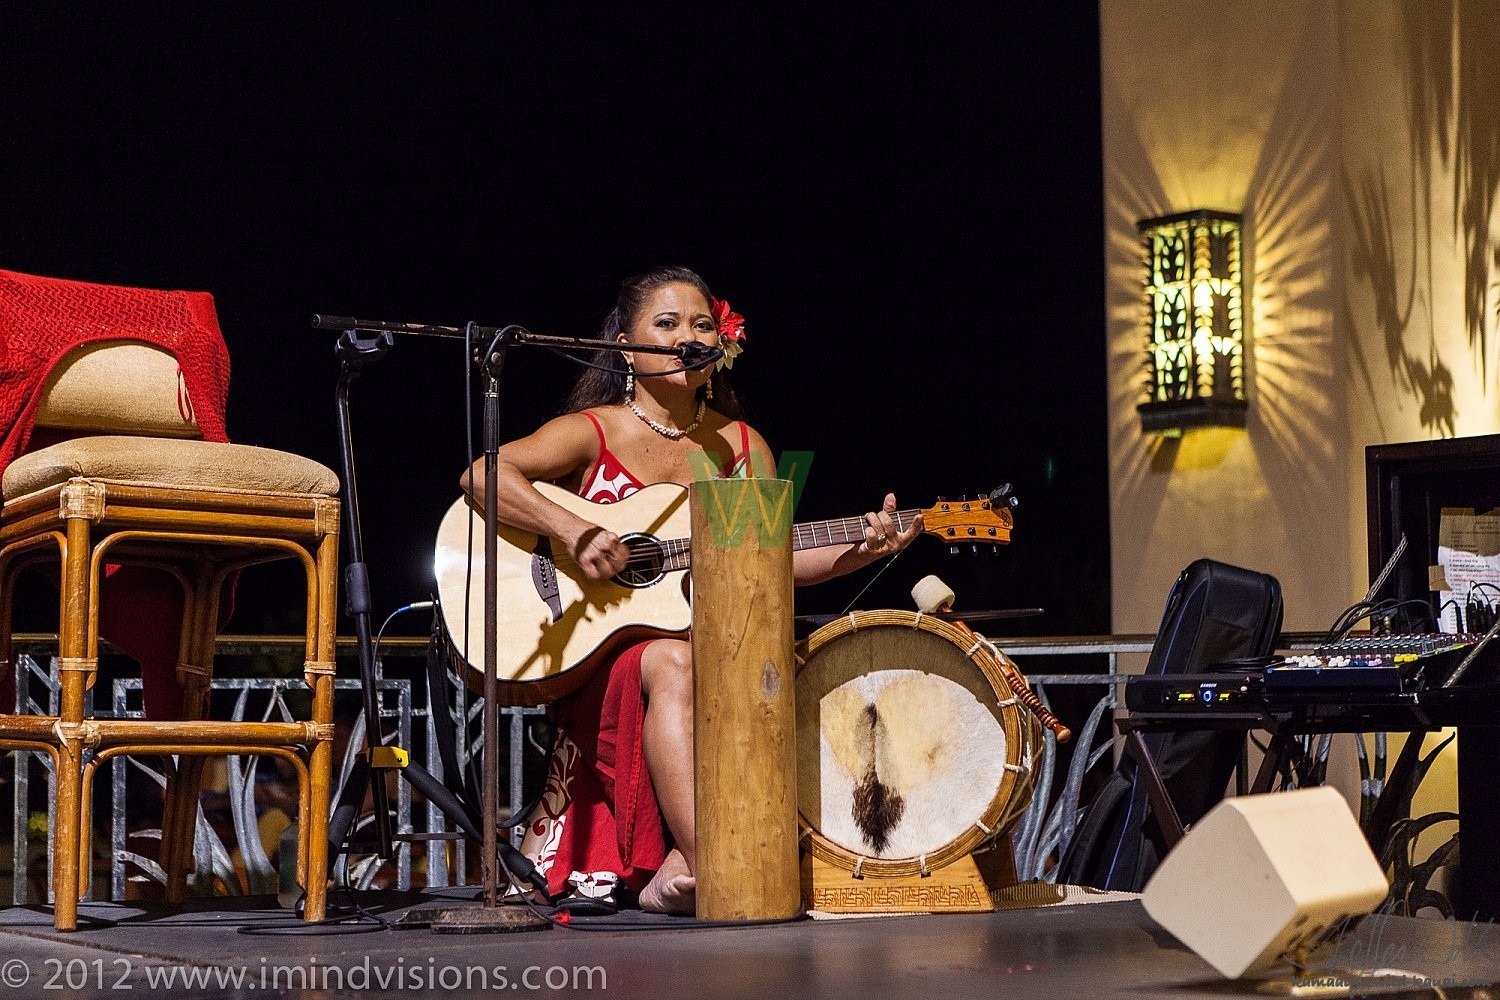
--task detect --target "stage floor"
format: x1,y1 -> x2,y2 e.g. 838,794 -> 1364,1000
0,891 -> 1495,998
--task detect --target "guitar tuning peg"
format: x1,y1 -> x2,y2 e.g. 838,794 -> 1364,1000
935,495 -> 946,502
990,483 -> 1013,501
992,546 -> 1001,556
971,544 -> 980,555
1007,496 -> 1020,509
949,545 -> 960,557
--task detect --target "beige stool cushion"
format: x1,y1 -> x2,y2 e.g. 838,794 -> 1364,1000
35,342 -> 202,438
2,436 -> 340,500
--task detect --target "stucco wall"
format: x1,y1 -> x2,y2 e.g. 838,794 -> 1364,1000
1102,0 -> 1347,635
1102,0 -> 1500,877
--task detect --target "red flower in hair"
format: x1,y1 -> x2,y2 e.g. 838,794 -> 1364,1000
711,297 -> 746,369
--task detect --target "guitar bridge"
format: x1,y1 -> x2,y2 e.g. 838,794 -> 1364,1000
531,537 -> 564,622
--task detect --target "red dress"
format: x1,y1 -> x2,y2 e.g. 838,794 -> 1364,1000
523,411 -> 748,896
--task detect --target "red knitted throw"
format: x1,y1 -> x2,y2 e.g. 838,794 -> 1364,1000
0,269 -> 231,478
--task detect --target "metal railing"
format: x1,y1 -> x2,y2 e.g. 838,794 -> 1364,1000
4,630 -> 1328,902
4,635 -> 546,904
998,631 -> 1325,695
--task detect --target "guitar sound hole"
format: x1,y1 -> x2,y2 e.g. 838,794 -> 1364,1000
616,533 -> 666,588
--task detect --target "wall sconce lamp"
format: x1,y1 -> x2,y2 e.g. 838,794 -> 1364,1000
1137,209 -> 1247,436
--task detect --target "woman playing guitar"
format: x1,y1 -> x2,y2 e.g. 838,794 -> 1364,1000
459,266 -> 920,914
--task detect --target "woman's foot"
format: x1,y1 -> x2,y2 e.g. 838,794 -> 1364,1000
639,848 -> 696,915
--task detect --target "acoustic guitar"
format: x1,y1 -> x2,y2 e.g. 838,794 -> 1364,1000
432,481 -> 1015,704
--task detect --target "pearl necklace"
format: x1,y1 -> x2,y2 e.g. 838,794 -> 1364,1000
628,397 -> 705,439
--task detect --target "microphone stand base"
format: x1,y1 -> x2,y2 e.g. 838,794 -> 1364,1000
429,906 -> 552,935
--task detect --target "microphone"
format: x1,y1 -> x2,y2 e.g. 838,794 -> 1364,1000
678,341 -> 723,371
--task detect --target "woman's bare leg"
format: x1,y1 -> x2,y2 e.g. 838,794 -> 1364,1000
637,638 -> 696,914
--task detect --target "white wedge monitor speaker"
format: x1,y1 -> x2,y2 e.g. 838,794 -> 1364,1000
1140,786 -> 1389,979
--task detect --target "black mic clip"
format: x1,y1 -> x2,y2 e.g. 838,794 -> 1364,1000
678,341 -> 723,371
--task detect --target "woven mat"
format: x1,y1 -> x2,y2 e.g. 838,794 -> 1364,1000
991,882 -> 1139,910
807,882 -> 1138,920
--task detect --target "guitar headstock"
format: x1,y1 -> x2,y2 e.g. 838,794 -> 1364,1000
920,486 -> 1016,548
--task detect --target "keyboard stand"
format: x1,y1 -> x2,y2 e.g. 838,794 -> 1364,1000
1115,695 -> 1500,920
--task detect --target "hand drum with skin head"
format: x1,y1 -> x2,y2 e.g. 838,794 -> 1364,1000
795,610 -> 1043,878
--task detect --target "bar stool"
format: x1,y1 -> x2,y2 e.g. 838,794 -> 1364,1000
0,270 -> 340,930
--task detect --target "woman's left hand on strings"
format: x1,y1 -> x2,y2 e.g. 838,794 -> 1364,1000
859,493 -> 923,558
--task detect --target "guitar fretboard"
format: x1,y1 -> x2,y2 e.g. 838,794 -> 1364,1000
653,509 -> 921,572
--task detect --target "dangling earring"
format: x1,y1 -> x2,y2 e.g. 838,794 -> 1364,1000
624,360 -> 636,401
702,376 -> 714,402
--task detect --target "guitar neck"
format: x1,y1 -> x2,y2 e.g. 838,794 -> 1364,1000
790,509 -> 923,550
657,509 -> 922,571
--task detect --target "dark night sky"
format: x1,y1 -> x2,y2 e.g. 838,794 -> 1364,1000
2,3 -> 1108,639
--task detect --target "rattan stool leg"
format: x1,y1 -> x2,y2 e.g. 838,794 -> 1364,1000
163,759 -> 208,902
162,572 -> 217,903
299,532 -> 339,923
53,744 -> 84,929
51,514 -> 97,930
78,756 -> 101,900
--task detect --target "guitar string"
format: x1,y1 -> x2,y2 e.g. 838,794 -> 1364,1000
620,512 -> 919,557
611,510 -> 927,571
550,505 -> 1000,579
620,510 -> 923,562
494,503 -> 1000,574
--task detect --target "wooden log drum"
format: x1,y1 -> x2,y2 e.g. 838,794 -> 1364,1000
690,477 -> 799,921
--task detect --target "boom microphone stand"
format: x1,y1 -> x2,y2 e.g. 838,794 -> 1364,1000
331,329 -> 396,862
323,326 -> 546,902
313,313 -> 718,914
